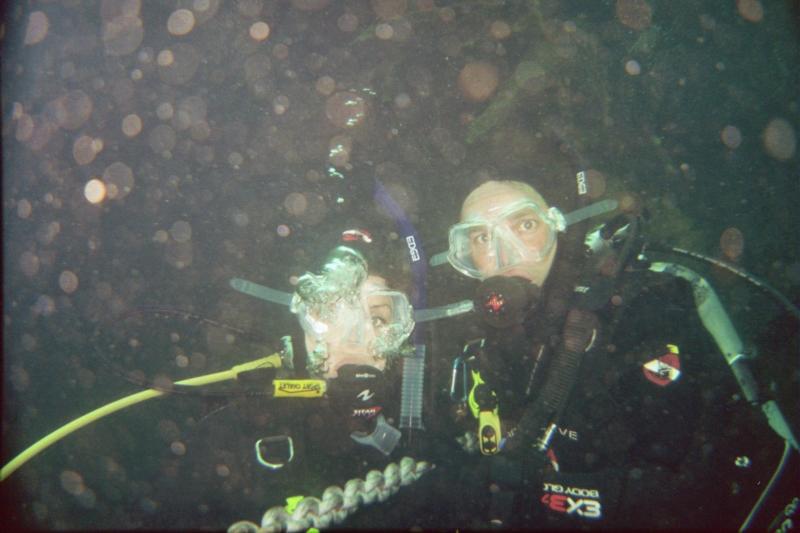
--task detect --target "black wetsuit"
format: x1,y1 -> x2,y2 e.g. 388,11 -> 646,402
349,269 -> 798,530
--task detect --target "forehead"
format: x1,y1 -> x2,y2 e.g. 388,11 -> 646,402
461,182 -> 548,221
362,275 -> 388,292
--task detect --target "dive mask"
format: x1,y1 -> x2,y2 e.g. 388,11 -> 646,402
447,199 -> 567,280
290,246 -> 415,376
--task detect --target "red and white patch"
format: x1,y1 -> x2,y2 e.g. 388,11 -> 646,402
642,349 -> 681,387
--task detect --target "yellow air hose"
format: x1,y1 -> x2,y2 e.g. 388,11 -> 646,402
0,353 -> 283,481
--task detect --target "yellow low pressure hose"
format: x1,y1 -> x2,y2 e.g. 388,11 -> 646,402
0,353 -> 282,482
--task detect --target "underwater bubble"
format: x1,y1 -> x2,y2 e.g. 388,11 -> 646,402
175,354 -> 189,368
249,21 -> 270,41
720,227 -> 744,262
720,125 -> 742,150
616,0 -> 652,31
276,224 -> 290,237
59,270 -> 79,294
489,20 -> 511,40
328,134 -> 352,167
169,220 -> 192,243
625,59 -> 641,76
762,118 -> 796,161
84,177 -> 107,204
167,9 -> 195,36
102,15 -> 144,56
60,470 -> 86,496
337,13 -> 358,32
458,62 -> 499,103
737,0 -> 764,23
325,92 -> 367,128
17,199 -> 32,219
24,11 -> 49,45
122,114 -> 143,137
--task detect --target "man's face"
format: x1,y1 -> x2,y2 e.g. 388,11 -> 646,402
459,182 -> 557,285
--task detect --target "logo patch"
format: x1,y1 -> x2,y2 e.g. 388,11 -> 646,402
642,344 -> 681,387
540,482 -> 602,519
356,389 -> 375,402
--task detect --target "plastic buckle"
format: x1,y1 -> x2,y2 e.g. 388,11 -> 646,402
255,435 -> 294,470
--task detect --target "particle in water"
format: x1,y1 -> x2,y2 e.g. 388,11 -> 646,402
720,227 -> 744,262
762,118 -> 796,161
122,114 -> 143,137
315,76 -> 336,96
59,270 -> 79,294
325,92 -> 367,128
737,0 -> 764,23
720,125 -> 742,150
375,23 -> 394,40
17,199 -> 32,219
250,21 -> 270,41
24,11 -> 49,45
489,20 -> 511,40
167,9 -> 196,36
337,13 -> 358,32
625,59 -> 641,76
276,224 -> 291,237
60,470 -> 85,496
284,192 -> 308,216
458,62 -> 499,103
616,0 -> 653,31
169,220 -> 192,243
170,441 -> 187,455
394,92 -> 411,109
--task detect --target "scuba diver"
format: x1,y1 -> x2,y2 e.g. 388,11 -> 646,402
1,227 -> 433,531
441,179 -> 799,529
350,177 -> 798,530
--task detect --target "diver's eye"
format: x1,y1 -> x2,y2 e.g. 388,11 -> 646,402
517,218 -> 538,232
471,232 -> 490,246
371,315 -> 388,329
